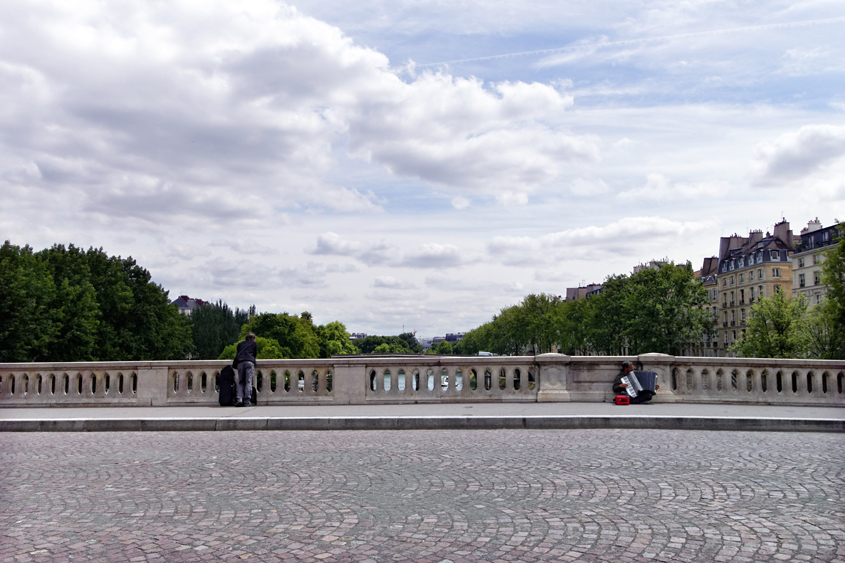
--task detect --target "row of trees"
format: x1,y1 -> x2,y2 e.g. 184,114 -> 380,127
216,311 -> 361,360
0,242 -> 372,363
6,231 -> 845,362
1,242 -> 193,362
461,261 -> 713,357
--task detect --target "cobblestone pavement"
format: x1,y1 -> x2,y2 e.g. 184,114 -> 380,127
1,430 -> 843,563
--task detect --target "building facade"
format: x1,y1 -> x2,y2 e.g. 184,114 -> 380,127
695,256 -> 720,357
792,219 -> 839,306
716,219 -> 797,356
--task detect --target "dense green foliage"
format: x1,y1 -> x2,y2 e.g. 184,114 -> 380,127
425,340 -> 462,355
0,241 -> 193,362
818,224 -> 845,358
218,312 -> 359,360
462,262 -> 712,356
355,333 -> 422,354
189,301 -> 254,360
732,292 -> 808,358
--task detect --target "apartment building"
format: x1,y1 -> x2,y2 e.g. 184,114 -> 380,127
792,218 -> 839,306
716,219 -> 797,356
695,256 -> 720,356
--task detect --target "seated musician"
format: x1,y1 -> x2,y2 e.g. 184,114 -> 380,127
613,361 -> 659,404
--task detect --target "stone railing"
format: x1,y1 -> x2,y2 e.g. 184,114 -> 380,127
1,354 -> 843,407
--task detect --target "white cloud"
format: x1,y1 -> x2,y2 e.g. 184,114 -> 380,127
488,217 -> 715,265
451,196 -> 470,209
401,243 -> 472,269
570,177 -> 611,196
210,238 -> 281,255
373,276 -> 417,289
617,173 -> 730,201
750,124 -> 845,185
311,232 -> 475,269
313,232 -> 364,256
0,0 -> 597,227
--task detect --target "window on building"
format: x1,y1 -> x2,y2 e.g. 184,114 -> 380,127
813,254 -> 818,265
772,268 -> 780,278
823,231 -> 830,241
759,285 -> 764,297
722,278 -> 727,287
758,268 -> 763,279
756,251 -> 762,263
799,257 -> 805,268
775,284 -> 781,293
739,273 -> 744,283
750,270 -> 754,281
740,289 -> 745,302
724,311 -> 728,324
816,294 -> 822,305
799,273 -> 806,288
730,291 -> 735,304
750,287 -> 755,300
732,330 -> 736,341
771,250 -> 780,261
723,294 -> 727,306
741,309 -> 745,321
814,271 -> 820,285
730,261 -> 735,271
731,311 -> 735,322
724,333 -> 728,345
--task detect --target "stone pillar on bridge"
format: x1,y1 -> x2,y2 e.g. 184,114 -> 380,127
136,364 -> 169,406
536,353 -> 571,402
331,361 -> 367,404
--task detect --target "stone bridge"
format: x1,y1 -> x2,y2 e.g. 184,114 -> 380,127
2,354 -> 843,408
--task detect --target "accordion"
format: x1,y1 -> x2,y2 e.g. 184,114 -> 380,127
621,371 -> 657,398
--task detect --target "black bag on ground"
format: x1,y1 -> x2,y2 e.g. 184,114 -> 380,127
218,365 -> 236,406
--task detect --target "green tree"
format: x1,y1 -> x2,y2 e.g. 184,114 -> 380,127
37,244 -> 101,361
425,340 -> 453,355
1,241 -> 192,362
219,336 -> 285,360
818,223 -> 845,357
799,303 -> 842,359
357,334 -> 418,354
74,245 -> 193,360
0,242 -> 58,361
732,292 -> 807,358
190,301 -> 251,360
316,321 -> 360,357
237,312 -> 321,359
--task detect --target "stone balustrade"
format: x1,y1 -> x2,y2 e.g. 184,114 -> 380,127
1,354 -> 843,407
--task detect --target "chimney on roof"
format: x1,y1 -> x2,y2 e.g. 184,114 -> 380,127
801,218 -> 822,235
773,219 -> 793,248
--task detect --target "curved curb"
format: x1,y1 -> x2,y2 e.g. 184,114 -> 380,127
1,416 -> 843,432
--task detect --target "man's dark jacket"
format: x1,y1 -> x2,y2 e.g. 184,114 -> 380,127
233,340 -> 258,367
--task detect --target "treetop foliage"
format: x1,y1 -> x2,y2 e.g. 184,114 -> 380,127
462,261 -> 712,357
0,241 -> 193,362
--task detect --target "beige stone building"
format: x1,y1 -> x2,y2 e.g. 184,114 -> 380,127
716,219 -> 798,356
694,256 -> 719,356
792,218 -> 839,306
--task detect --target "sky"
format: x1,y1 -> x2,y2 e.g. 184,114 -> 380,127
1,0 -> 844,337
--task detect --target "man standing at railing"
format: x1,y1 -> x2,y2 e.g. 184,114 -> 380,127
233,332 -> 258,407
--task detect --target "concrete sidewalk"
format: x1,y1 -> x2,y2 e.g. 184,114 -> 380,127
2,402 -> 843,432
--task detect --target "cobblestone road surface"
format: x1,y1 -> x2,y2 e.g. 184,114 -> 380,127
1,430 -> 843,563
